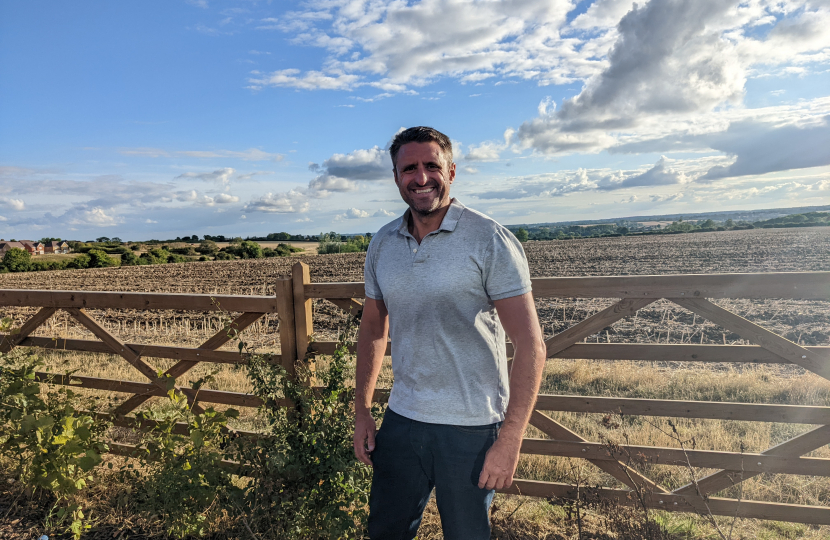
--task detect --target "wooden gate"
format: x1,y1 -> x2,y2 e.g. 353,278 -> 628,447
2,265 -> 829,525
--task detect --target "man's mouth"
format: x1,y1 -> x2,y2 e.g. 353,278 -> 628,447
413,187 -> 435,194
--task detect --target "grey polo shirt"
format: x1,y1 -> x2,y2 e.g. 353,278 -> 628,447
364,199 -> 532,425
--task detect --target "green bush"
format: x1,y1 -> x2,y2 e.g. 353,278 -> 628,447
237,316 -> 376,539
214,251 -> 234,261
3,247 -> 31,272
0,347 -> 110,539
140,248 -> 170,265
66,254 -> 91,269
196,240 -> 218,255
132,390 -> 239,539
87,249 -> 119,268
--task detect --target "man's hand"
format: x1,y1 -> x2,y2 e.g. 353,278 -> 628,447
477,435 -> 521,490
354,409 -> 377,466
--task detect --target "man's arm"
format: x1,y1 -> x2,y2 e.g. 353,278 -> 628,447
478,292 -> 546,490
353,297 -> 389,467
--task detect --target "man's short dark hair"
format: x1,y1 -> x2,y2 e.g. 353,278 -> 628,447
389,126 -> 453,169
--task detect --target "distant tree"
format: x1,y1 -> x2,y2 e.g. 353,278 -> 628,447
318,232 -> 343,254
724,218 -> 735,228
110,237 -> 122,243
515,228 -> 529,242
616,226 -> 629,235
87,249 -> 119,268
230,237 -> 243,245
214,251 -> 234,260
236,240 -> 263,259
95,236 -> 110,243
3,248 -> 31,272
699,219 -> 715,229
121,250 -> 139,266
267,232 -> 292,241
66,254 -> 91,269
197,240 -> 219,255
39,237 -> 62,243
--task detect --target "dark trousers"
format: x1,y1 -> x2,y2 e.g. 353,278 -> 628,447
367,408 -> 500,540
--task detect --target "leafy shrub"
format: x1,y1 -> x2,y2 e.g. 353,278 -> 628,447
0,347 -> 110,539
196,240 -> 219,255
214,251 -> 234,261
132,389 -> 239,539
317,231 -> 343,254
66,254 -> 91,269
87,249 -> 119,268
223,240 -> 263,259
120,250 -> 139,266
140,248 -> 170,265
3,247 -> 31,272
236,316 -> 377,539
166,253 -> 188,264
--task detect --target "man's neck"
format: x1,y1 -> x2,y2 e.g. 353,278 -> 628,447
407,200 -> 453,243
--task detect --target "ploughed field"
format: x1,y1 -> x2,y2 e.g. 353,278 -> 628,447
1,226 -> 829,350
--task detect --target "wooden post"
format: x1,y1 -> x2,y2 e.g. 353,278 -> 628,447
276,277 -> 297,376
292,262 -> 315,383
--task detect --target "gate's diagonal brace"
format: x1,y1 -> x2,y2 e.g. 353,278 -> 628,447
65,308 -> 204,415
671,297 -> 830,381
0,307 -> 57,353
673,424 -> 830,497
112,312 -> 264,416
544,298 -> 655,357
529,410 -> 669,494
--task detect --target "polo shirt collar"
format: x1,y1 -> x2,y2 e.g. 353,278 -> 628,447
397,198 -> 466,237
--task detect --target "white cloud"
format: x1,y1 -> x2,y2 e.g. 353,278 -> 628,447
119,147 -> 283,162
176,168 -> 236,186
0,197 -> 25,211
68,207 -> 122,228
344,208 -> 370,219
244,190 -> 310,214
373,209 -> 397,217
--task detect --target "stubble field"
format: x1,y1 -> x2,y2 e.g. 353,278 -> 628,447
2,226 -> 830,539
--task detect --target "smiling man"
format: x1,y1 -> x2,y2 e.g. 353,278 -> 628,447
354,126 -> 547,539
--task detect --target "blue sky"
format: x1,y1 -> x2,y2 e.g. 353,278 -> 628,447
1,0 -> 828,240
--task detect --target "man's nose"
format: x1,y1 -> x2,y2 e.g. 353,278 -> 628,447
414,165 -> 429,185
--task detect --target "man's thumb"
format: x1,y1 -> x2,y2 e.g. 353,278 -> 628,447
366,428 -> 376,451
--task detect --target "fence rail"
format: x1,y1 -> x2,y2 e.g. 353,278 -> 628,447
2,266 -> 829,525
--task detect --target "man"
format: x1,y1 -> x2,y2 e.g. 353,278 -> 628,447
353,126 -> 546,539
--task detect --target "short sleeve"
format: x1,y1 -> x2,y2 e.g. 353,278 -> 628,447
483,228 -> 532,301
363,235 -> 383,301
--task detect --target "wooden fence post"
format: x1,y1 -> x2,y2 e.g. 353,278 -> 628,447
292,262 -> 315,384
276,277 -> 297,376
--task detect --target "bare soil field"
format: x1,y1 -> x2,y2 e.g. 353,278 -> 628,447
1,227 -> 828,348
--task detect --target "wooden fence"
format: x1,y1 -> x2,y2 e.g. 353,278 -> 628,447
1,264 -> 829,526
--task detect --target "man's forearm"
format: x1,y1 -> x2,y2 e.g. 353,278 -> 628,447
355,334 -> 386,412
499,338 -> 546,440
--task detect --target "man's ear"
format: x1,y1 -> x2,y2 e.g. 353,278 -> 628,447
449,162 -> 456,185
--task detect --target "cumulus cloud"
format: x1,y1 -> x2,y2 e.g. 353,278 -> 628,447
373,209 -> 397,217
244,190 -> 310,214
606,157 -> 690,190
341,208 -> 371,219
700,116 -> 830,180
67,207 -> 122,228
314,146 -> 391,181
518,0 -> 746,154
0,197 -> 25,211
247,0 -> 583,91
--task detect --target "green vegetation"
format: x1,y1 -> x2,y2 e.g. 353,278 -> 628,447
515,227 -> 529,242
318,232 -> 371,254
0,343 -> 110,539
0,316 -> 375,539
511,211 -> 830,242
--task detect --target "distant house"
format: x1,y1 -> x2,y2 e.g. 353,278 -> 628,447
45,240 -> 71,254
0,241 -> 27,257
19,241 -> 45,255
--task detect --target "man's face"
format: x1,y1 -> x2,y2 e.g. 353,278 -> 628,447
393,141 -> 455,217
